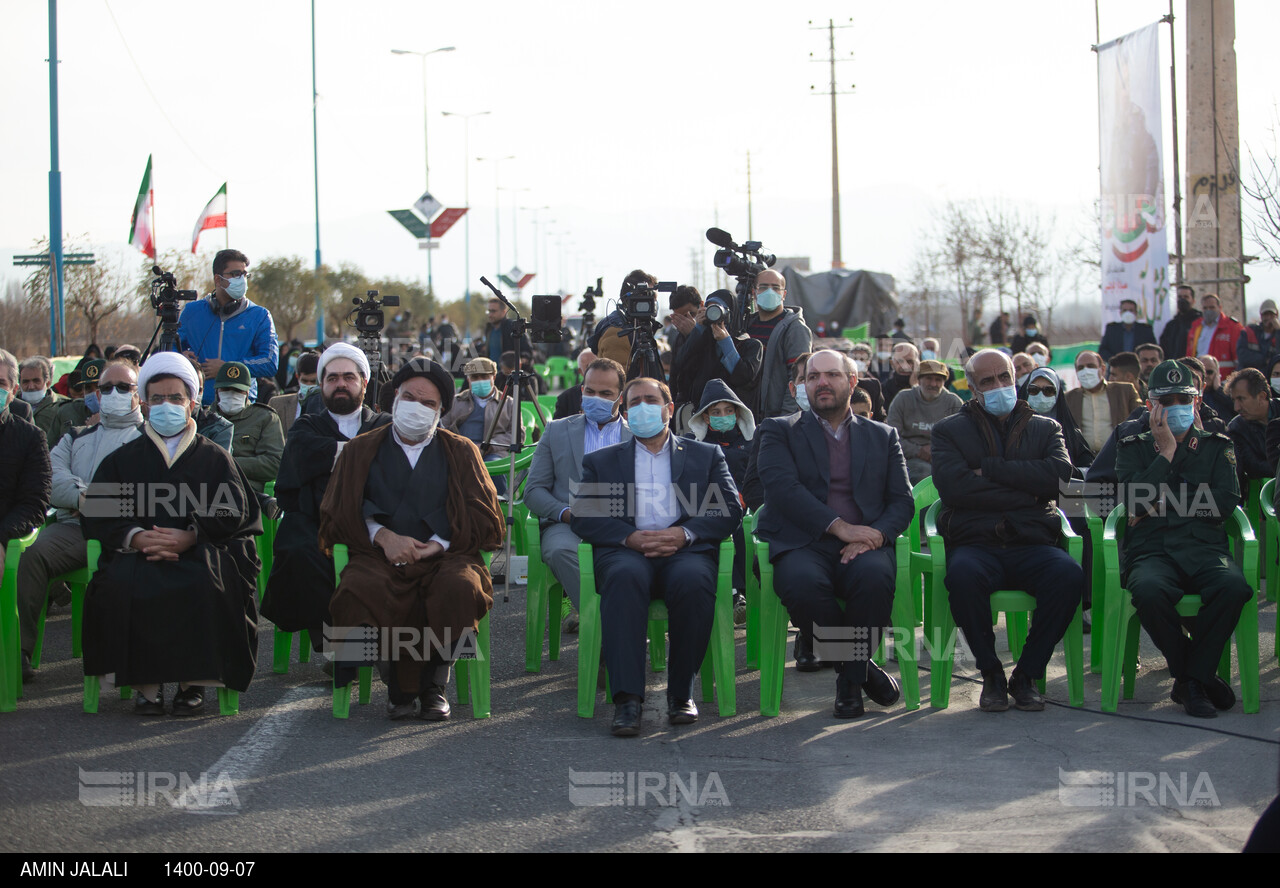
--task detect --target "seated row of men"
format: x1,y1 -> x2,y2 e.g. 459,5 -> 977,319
1,340 -> 1253,727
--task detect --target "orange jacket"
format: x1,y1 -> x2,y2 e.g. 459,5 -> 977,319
1186,314 -> 1244,381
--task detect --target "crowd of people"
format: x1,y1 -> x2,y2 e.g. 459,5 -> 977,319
1,256 -> 1274,760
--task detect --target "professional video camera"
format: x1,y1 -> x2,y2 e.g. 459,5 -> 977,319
622,278 -> 677,324
578,277 -> 602,338
349,289 -> 399,336
705,227 -> 776,334
141,266 -> 199,357
618,278 -> 676,382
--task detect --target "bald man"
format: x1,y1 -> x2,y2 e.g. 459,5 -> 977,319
743,269 -> 814,419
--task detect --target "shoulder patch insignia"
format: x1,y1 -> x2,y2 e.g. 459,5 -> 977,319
1225,446 -> 1236,466
1188,435 -> 1199,451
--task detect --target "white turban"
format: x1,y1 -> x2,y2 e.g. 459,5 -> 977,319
317,342 -> 371,381
137,351 -> 201,400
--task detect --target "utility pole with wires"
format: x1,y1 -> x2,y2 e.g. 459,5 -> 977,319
746,150 -> 754,240
810,18 -> 855,270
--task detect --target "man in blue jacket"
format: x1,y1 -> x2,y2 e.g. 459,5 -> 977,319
755,349 -> 914,718
179,249 -> 279,406
572,376 -> 742,736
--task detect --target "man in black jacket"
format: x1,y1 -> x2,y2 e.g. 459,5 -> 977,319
1099,298 -> 1157,362
670,289 -> 762,429
1225,368 -> 1279,490
1159,284 -> 1201,360
931,349 -> 1082,712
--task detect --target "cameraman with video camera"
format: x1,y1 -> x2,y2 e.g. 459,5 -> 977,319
746,269 -> 814,418
586,270 -> 659,373
671,288 -> 763,433
179,249 -> 279,406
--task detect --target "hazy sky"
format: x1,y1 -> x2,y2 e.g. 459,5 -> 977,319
2,0 -> 1278,319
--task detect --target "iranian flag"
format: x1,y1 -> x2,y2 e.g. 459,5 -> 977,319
128,155 -> 155,259
191,183 -> 227,253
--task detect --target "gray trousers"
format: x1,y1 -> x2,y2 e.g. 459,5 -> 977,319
541,521 -> 583,609
17,521 -> 86,655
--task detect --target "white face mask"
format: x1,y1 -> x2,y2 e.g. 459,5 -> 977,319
794,385 -> 810,411
853,359 -> 868,373
1120,311 -> 1137,325
1076,368 -> 1102,390
20,387 -> 46,404
1016,373 -> 1030,389
1032,353 -> 1048,367
1271,377 -> 1280,395
99,390 -> 137,417
218,391 -> 248,415
393,397 -> 439,441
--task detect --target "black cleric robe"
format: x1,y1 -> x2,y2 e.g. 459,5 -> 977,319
260,407 -> 389,635
81,421 -> 262,691
318,425 -> 505,695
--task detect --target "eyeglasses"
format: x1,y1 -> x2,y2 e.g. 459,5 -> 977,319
146,393 -> 189,406
218,270 -> 251,280
99,383 -> 137,395
1027,386 -> 1057,397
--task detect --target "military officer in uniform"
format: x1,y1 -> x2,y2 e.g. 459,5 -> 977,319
1115,360 -> 1253,718
213,361 -> 285,493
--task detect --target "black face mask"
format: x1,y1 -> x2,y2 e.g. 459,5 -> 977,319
1177,299 -> 1192,313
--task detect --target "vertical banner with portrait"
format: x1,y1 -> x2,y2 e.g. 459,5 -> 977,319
1098,22 -> 1170,337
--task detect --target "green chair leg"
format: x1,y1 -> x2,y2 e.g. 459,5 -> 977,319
31,597 -> 48,671
332,676 -> 352,719
83,676 -> 100,714
577,542 -> 604,718
547,587 -> 563,662
218,688 -> 239,716
358,667 -> 372,704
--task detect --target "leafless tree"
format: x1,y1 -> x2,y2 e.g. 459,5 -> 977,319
1243,108 -> 1280,266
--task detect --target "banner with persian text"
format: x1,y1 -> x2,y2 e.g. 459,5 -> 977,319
1097,22 -> 1170,337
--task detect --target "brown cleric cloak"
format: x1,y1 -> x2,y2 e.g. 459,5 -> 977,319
318,424 -> 505,693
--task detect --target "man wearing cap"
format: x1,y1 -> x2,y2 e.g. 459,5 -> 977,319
213,361 -> 284,494
261,343 -> 390,657
18,355 -> 68,446
886,359 -> 963,484
1116,359 -> 1251,718
178,248 -> 279,407
319,357 -> 504,720
441,357 -> 522,459
81,351 -> 262,715
669,288 -> 763,431
931,349 -> 1082,712
268,351 -> 321,438
17,359 -> 143,680
51,358 -> 104,446
1100,298 -> 1157,363
1237,299 -> 1280,373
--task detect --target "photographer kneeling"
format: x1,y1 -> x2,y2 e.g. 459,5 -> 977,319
671,289 -> 762,435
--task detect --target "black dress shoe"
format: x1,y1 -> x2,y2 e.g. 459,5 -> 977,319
667,697 -> 698,725
1203,676 -> 1236,712
862,661 -> 901,708
386,698 -> 419,720
794,633 -> 820,673
979,668 -> 1009,712
1008,669 -> 1045,711
134,689 -> 165,716
611,700 -> 643,737
21,652 -> 34,684
171,685 -> 205,716
1171,678 -> 1217,719
418,686 -> 451,721
833,673 -> 865,719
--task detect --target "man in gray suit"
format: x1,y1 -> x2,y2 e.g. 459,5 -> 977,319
525,358 -> 631,624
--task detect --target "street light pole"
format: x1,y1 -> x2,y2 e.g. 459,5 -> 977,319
477,155 -> 514,291
392,45 -> 454,299
500,187 -> 530,267
442,110 -> 489,342
520,205 -> 550,289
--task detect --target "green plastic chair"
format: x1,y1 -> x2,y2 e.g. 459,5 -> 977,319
1100,503 -> 1260,712
575,538 -> 736,719
924,501 -> 1085,709
544,355 -> 576,390
743,512 -> 760,669
330,545 -> 492,719
81,539 -> 240,716
537,394 -> 558,415
523,513 -> 564,673
486,449 -> 534,556
1,528 -> 40,712
256,480 -> 277,600
1261,478 -> 1278,603
902,476 -> 939,634
30,540 -> 97,672
755,531 -> 920,717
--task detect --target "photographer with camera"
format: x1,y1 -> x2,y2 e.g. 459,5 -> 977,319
586,270 -> 662,374
745,269 -> 814,419
670,289 -> 763,434
178,249 -> 279,407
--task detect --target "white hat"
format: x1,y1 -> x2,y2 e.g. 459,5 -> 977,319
137,351 -> 201,400
317,342 -> 371,380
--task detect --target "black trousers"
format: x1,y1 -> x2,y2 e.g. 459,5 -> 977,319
772,537 -> 894,683
945,544 -> 1082,679
595,546 -> 716,703
1126,553 -> 1251,684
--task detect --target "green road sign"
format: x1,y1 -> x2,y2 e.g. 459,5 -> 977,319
387,209 -> 430,239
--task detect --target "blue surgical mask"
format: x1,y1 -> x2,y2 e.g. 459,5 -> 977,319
1165,404 -> 1195,436
979,384 -> 1017,417
1025,327 -> 1038,337
756,288 -> 783,312
627,402 -> 668,438
1028,393 -> 1057,415
709,414 -> 737,433
471,380 -> 493,399
148,402 -> 190,437
0,389 -> 9,410
582,394 -> 617,424
920,350 -> 937,361
223,275 -> 248,300
84,392 -> 101,414
297,384 -> 317,402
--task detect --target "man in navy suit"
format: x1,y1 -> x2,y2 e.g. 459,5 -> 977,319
572,377 -> 743,736
1099,298 -> 1157,363
756,349 -> 914,718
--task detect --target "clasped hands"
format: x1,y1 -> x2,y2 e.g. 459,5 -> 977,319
375,528 -> 444,566
624,528 -> 688,559
829,519 -> 885,564
133,527 -> 197,562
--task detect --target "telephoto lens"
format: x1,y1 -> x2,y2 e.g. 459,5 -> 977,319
705,303 -> 725,324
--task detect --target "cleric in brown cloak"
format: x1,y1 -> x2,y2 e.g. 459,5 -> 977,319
318,357 -> 504,718
81,352 -> 262,715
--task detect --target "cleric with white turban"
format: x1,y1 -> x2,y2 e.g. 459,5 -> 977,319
317,342 -> 371,382
137,350 -> 202,401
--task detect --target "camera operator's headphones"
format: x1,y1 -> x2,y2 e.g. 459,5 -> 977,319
210,293 -> 243,316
